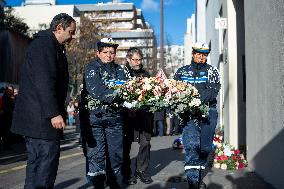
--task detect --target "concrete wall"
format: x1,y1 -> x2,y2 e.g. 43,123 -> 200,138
206,0 -> 232,144
205,0 -> 222,127
245,0 -> 284,188
234,0 -> 246,151
195,0 -> 206,42
219,1 -> 230,145
0,29 -> 31,84
205,0 -> 219,67
207,0 -> 246,150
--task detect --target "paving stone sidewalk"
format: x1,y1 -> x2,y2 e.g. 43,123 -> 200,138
0,127 -> 275,189
124,135 -> 274,189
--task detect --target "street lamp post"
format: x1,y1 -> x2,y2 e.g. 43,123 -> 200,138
160,0 -> 164,71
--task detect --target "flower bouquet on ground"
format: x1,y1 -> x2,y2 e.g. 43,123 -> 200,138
213,128 -> 248,170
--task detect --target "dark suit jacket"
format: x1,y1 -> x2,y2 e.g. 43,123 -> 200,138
11,29 -> 69,140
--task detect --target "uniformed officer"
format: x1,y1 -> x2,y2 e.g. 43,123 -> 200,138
174,42 -> 221,189
80,38 -> 126,189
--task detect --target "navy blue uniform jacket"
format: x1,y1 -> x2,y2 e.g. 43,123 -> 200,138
81,58 -> 126,122
11,30 -> 69,140
174,61 -> 220,106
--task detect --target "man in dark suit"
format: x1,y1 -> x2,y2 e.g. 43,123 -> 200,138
10,13 -> 76,188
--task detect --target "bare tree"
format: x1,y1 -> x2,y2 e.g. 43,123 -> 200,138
0,6 -> 29,36
65,15 -> 102,98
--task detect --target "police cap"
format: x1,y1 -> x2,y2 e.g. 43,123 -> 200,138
97,37 -> 119,49
192,42 -> 210,54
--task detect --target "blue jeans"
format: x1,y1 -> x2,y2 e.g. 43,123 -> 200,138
182,107 -> 218,184
156,120 -> 164,136
68,114 -> 73,126
24,137 -> 60,189
86,115 -> 123,188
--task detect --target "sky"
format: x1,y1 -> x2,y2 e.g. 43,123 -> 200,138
6,0 -> 195,45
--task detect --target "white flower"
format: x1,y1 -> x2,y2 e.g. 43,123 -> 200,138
142,83 -> 152,90
221,164 -> 227,170
188,98 -> 201,107
217,151 -> 223,156
217,143 -> 222,148
214,163 -> 221,169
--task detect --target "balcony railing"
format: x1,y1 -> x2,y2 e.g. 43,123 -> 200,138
85,11 -> 134,20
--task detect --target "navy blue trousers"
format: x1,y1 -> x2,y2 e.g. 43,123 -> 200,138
24,137 -> 60,189
182,107 -> 218,184
86,116 -> 123,188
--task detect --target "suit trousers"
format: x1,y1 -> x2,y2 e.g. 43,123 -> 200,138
24,137 -> 60,189
136,132 -> 151,172
122,132 -> 151,179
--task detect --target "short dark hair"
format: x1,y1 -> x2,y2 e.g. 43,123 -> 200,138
50,13 -> 75,31
126,47 -> 143,59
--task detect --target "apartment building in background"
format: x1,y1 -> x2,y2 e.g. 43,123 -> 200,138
157,45 -> 184,78
76,2 -> 156,72
11,0 -> 156,73
183,14 -> 195,65
13,1 -> 80,34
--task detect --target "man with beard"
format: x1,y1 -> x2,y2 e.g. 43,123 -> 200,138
121,47 -> 154,185
11,13 -> 76,188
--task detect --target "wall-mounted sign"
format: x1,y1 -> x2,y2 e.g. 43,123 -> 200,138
215,18 -> 227,29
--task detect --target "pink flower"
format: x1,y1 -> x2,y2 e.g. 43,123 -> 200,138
238,162 -> 245,169
234,149 -> 239,155
216,156 -> 222,161
221,155 -> 228,161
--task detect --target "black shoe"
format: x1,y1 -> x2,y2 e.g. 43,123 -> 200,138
123,176 -> 137,185
134,170 -> 153,184
188,181 -> 206,189
199,181 -> 206,189
91,175 -> 106,189
188,182 -> 199,189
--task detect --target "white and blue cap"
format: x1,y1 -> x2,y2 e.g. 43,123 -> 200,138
192,42 -> 210,54
97,37 -> 119,49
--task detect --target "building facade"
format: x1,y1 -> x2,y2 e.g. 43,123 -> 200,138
13,0 -> 80,35
194,0 -> 284,188
157,45 -> 184,78
12,1 -> 156,74
76,2 -> 156,73
183,14 -> 195,65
